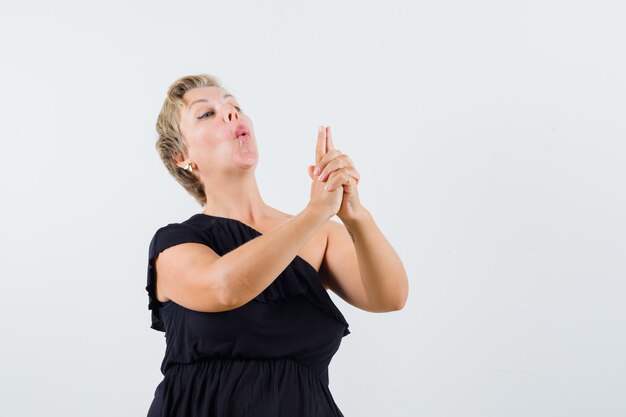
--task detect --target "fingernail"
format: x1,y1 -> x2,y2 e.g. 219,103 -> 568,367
324,184 -> 330,190
314,167 -> 320,176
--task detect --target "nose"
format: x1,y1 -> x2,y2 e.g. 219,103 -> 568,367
223,104 -> 240,123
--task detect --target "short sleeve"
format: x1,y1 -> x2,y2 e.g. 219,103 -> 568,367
145,223 -> 208,332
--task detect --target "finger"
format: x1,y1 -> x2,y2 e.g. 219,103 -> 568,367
322,155 -> 359,185
317,151 -> 346,181
331,167 -> 360,185
324,172 -> 351,192
315,126 -> 326,168
325,169 -> 358,191
337,161 -> 361,185
317,149 -> 343,173
326,126 -> 336,152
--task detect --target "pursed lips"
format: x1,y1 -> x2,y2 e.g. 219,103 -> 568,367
235,124 -> 249,139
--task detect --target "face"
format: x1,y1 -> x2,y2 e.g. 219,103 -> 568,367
178,86 -> 258,175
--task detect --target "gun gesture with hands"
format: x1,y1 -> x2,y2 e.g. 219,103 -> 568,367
307,126 -> 362,222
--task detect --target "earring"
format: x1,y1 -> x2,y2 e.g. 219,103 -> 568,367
185,162 -> 193,173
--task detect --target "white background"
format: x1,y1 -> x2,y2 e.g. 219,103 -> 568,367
1,0 -> 625,416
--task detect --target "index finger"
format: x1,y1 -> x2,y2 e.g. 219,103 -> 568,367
326,126 -> 335,152
315,125 -> 327,165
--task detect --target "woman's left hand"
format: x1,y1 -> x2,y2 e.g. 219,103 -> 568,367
308,126 -> 364,222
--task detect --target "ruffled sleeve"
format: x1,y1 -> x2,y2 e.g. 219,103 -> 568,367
145,223 -> 208,332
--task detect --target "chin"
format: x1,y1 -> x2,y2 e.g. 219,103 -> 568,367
239,151 -> 258,167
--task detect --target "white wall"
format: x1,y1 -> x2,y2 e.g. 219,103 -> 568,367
1,0 -> 624,416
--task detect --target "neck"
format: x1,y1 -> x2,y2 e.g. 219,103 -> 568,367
200,172 -> 271,224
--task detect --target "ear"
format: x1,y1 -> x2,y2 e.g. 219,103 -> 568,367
173,153 -> 187,169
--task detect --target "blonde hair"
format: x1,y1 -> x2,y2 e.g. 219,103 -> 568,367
155,73 -> 223,207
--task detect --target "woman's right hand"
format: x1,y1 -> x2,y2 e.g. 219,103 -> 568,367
306,126 -> 343,219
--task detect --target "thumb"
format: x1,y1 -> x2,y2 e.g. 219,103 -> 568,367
307,165 -> 315,180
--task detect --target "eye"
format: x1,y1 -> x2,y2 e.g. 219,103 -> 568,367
197,111 -> 213,120
197,105 -> 242,120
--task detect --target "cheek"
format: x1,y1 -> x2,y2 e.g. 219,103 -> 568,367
203,134 -> 233,158
192,125 -> 226,145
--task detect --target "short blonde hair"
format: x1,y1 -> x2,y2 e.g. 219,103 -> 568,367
155,73 -> 222,206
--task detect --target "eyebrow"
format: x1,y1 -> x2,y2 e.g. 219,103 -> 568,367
187,94 -> 235,112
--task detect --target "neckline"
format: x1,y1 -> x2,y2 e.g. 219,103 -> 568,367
191,213 -> 321,275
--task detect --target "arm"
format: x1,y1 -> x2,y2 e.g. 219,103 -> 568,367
157,205 -> 330,312
322,207 -> 409,312
159,127 -> 343,313
312,126 -> 408,312
218,206 -> 329,308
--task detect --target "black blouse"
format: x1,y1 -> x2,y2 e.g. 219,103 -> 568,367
145,213 -> 351,417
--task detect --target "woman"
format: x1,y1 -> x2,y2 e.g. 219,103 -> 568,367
146,74 -> 408,417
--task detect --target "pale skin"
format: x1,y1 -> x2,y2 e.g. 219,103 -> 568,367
311,127 -> 409,312
154,86 -> 408,313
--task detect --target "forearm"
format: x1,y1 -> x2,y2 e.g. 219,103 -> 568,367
220,206 -> 329,308
343,208 -> 409,311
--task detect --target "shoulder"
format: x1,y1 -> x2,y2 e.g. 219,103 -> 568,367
151,213 -> 218,240
152,221 -> 202,240
149,220 -> 210,256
